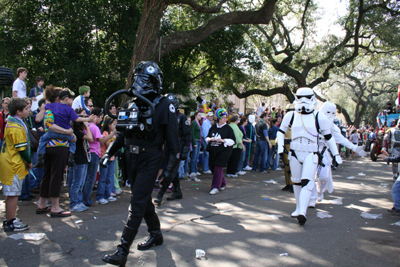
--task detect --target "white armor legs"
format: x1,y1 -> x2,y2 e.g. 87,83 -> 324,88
289,151 -> 318,224
292,185 -> 302,217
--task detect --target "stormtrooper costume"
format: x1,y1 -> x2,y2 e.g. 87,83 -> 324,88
308,102 -> 367,207
277,88 -> 342,225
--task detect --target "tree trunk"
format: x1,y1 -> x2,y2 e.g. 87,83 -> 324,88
125,0 -> 167,89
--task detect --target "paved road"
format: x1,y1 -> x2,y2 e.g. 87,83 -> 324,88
1,156 -> 399,267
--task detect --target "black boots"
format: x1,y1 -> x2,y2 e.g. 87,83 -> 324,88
167,183 -> 182,201
33,154 -> 44,168
102,226 -> 138,267
138,214 -> 163,250
154,191 -> 164,205
137,230 -> 163,250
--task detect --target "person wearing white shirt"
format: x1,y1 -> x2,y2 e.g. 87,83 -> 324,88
201,112 -> 214,174
257,102 -> 265,117
12,67 -> 28,98
72,85 -> 91,115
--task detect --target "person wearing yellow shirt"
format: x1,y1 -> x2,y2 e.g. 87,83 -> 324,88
0,98 -> 32,232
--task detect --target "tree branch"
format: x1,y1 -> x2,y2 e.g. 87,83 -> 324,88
170,0 -> 228,13
231,84 -> 295,102
161,0 -> 277,57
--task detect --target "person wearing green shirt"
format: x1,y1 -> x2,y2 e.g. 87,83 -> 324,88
226,115 -> 244,177
189,112 -> 202,180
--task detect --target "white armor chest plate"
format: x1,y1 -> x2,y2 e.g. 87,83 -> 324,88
291,113 -> 318,152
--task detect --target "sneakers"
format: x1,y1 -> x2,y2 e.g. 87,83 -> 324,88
78,203 -> 89,211
96,198 -> 109,205
226,174 -> 232,178
209,188 -> 219,195
115,189 -> 123,195
189,172 -> 197,177
220,187 -> 226,191
70,204 -> 87,212
110,191 -> 117,197
275,167 -> 282,171
388,207 -> 400,215
107,196 -> 117,202
192,178 -> 201,182
4,218 -> 29,232
203,170 -> 212,174
237,171 -> 246,176
243,166 -> 252,171
196,172 -> 201,176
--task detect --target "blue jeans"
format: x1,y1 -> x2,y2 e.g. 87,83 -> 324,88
237,148 -> 246,172
201,139 -> 210,172
243,142 -> 251,168
393,178 -> 400,210
252,140 -> 268,172
83,153 -> 100,206
96,160 -> 116,200
178,157 -> 189,178
70,163 -> 88,208
29,152 -> 44,188
190,141 -> 201,174
67,167 -> 74,195
38,131 -> 76,154
266,145 -> 278,170
18,174 -> 32,200
19,151 -> 37,199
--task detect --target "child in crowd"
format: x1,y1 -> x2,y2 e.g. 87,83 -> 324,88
0,98 -> 32,232
69,115 -> 93,212
34,89 -> 93,168
96,118 -> 117,204
72,85 -> 91,115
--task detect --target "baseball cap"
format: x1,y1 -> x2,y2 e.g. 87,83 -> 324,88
207,112 -> 214,116
59,88 -> 75,99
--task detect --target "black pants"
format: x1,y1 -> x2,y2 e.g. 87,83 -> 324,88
40,146 -> 69,198
126,150 -> 163,231
226,148 -> 242,175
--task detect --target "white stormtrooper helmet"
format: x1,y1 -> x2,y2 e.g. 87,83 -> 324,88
294,87 -> 317,113
320,101 -> 337,122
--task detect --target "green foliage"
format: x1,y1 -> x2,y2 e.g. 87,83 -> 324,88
160,4 -> 263,101
0,0 -> 141,106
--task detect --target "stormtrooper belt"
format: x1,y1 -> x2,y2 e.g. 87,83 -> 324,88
284,139 -> 291,144
128,145 -> 162,154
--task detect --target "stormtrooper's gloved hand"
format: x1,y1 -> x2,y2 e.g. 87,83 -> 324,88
159,153 -> 180,184
180,145 -> 190,160
100,154 -> 110,168
333,155 -> 342,166
355,146 -> 367,157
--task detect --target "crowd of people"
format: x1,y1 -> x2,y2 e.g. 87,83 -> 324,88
0,67 -> 398,235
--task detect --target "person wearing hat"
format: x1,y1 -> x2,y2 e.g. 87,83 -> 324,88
36,86 -> 93,218
201,111 -> 214,174
72,85 -> 91,115
34,88 -> 94,169
206,108 -> 236,195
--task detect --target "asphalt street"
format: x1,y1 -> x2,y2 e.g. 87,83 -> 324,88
0,156 -> 399,267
